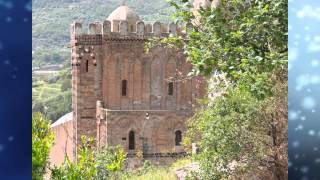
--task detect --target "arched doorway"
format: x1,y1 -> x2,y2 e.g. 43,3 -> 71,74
175,130 -> 182,146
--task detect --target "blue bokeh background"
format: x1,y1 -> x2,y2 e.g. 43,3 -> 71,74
289,0 -> 320,179
0,0 -> 32,179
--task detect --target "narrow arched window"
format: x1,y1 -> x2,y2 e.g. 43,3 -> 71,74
122,80 -> 127,96
175,130 -> 182,146
86,60 -> 89,72
168,82 -> 174,96
130,25 -> 134,32
129,131 -> 135,150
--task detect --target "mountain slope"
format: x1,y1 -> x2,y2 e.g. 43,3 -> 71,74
32,0 -> 172,66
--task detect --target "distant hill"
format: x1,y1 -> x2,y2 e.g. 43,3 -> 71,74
32,0 -> 173,66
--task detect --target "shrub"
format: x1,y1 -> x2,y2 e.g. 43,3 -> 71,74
32,112 -> 54,180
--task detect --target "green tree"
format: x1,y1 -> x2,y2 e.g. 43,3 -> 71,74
149,0 -> 288,179
51,136 -> 97,180
32,112 -> 55,180
43,91 -> 72,121
187,78 -> 287,179
61,78 -> 71,92
96,146 -> 127,180
148,0 -> 287,98
51,137 -> 127,180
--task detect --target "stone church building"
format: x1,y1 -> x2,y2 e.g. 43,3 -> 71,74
50,4 -> 208,167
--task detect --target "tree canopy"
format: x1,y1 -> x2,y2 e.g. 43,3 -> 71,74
149,0 -> 288,179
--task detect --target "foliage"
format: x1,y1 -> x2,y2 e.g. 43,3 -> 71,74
32,112 -> 55,180
33,0 -> 173,66
119,158 -> 191,180
149,0 -> 288,179
187,87 -> 261,179
187,73 -> 287,179
170,158 -> 192,170
33,67 -> 72,122
96,146 -> 127,179
147,0 -> 287,99
51,136 -> 97,180
61,78 -> 72,91
120,161 -> 176,180
51,137 -> 127,180
122,168 -> 176,180
32,49 -> 69,67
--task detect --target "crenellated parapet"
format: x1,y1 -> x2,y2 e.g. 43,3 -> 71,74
70,20 -> 186,41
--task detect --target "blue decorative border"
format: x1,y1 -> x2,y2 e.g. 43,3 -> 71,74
0,0 -> 32,179
289,0 -> 320,179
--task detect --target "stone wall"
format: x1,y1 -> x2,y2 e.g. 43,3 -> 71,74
99,110 -> 192,154
71,20 -> 183,38
101,41 -> 203,111
71,24 -> 103,146
49,120 -> 74,167
70,18 -> 207,162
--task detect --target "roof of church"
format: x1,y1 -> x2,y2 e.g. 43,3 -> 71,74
107,5 -> 140,23
51,112 -> 73,128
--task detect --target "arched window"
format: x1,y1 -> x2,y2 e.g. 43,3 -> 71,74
122,80 -> 127,96
130,25 -> 134,32
168,82 -> 174,95
175,130 -> 182,146
117,24 -> 120,32
129,131 -> 135,150
86,60 -> 89,72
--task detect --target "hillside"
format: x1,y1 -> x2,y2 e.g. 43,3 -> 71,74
32,0 -> 173,66
32,0 -> 173,121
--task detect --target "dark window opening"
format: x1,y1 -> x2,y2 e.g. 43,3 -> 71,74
129,131 -> 135,150
130,25 -> 134,32
168,82 -> 174,95
175,130 -> 182,146
86,60 -> 89,72
122,80 -> 127,96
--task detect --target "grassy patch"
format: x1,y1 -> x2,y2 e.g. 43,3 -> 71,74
123,168 -> 176,180
120,158 -> 192,180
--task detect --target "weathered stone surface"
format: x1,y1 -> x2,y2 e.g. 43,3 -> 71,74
51,5 -> 207,167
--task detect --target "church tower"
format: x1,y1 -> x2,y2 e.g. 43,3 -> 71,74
51,5 -> 207,167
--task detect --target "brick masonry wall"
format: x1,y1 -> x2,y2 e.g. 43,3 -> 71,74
70,22 -> 207,163
103,110 -> 192,154
50,7 -> 208,169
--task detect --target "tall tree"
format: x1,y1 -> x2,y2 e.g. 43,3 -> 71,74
148,0 -> 288,179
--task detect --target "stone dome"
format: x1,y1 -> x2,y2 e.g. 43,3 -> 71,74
107,5 -> 140,23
